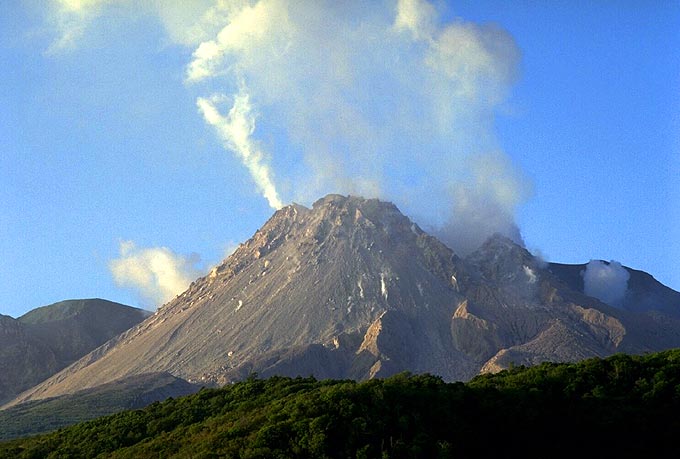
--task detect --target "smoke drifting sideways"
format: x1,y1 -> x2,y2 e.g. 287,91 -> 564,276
582,260 -> 630,307
185,0 -> 531,256
109,241 -> 204,309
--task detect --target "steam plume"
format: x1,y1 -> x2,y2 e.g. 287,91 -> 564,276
46,0 -> 531,254
582,260 -> 630,307
185,0 -> 527,254
109,241 -> 203,308
197,89 -> 283,210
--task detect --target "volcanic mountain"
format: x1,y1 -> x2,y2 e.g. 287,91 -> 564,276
0,299 -> 149,405
7,194 -> 680,407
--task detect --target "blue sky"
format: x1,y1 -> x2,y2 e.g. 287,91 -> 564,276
1,1 -> 678,317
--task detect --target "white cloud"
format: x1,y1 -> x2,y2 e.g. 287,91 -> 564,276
435,151 -> 531,254
152,0 -> 235,46
46,0 -> 112,53
57,0 -> 106,9
109,241 -> 203,307
582,260 -> 630,307
45,0 -> 227,52
185,0 -> 284,82
426,21 -> 520,104
183,0 -> 526,250
394,0 -> 436,40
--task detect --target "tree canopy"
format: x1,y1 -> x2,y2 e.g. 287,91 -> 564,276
2,349 -> 680,458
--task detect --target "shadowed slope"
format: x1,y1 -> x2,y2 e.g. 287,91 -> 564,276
0,299 -> 149,405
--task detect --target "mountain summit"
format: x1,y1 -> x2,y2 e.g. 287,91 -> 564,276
8,194 -> 680,406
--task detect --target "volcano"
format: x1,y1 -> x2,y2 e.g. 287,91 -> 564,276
7,194 -> 680,407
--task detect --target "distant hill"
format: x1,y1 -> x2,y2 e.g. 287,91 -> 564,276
8,194 -> 680,408
548,262 -> 680,318
0,299 -> 149,404
2,349 -> 679,458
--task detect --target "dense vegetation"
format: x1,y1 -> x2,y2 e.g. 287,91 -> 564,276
2,349 -> 680,458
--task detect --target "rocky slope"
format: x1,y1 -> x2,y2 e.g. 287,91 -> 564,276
547,262 -> 680,318
0,299 -> 149,404
453,237 -> 680,372
6,195 -> 680,407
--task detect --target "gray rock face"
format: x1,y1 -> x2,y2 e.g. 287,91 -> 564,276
0,314 -> 56,405
0,299 -> 149,405
547,262 -> 680,318
7,194 -> 680,407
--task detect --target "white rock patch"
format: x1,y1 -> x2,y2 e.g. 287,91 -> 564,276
523,265 -> 537,284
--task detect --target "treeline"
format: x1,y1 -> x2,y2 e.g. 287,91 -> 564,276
2,349 -> 680,458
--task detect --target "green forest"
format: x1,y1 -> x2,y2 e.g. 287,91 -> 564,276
2,349 -> 680,458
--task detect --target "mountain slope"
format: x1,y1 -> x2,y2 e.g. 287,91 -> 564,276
6,195 -> 680,408
547,262 -> 680,318
0,299 -> 149,404
7,195 -> 473,404
452,236 -> 680,372
0,372 -> 199,441
0,315 -> 55,406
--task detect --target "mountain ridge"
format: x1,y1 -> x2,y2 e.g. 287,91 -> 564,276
5,194 -> 679,409
0,299 -> 149,405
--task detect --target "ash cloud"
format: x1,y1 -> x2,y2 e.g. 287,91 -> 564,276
109,241 -> 204,308
582,260 -> 630,307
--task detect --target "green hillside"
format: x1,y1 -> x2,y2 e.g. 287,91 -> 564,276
2,349 -> 680,458
0,373 -> 200,441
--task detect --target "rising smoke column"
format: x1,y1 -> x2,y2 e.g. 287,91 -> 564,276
187,0 -> 288,211
46,0 -> 532,254
46,0 -> 111,53
582,260 -> 630,307
197,88 -> 283,210
185,0 -> 530,254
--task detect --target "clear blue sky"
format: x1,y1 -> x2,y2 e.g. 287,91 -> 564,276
1,1 -> 678,317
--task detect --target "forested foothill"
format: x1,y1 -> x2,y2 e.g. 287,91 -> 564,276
2,349 -> 680,458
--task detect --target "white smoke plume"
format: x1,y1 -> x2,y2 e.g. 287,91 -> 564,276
435,151 -> 529,254
394,0 -> 436,40
183,0 -> 528,254
45,0 -> 531,254
45,1 -> 231,53
582,260 -> 630,307
109,241 -> 203,308
523,265 -> 537,284
197,88 -> 283,209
